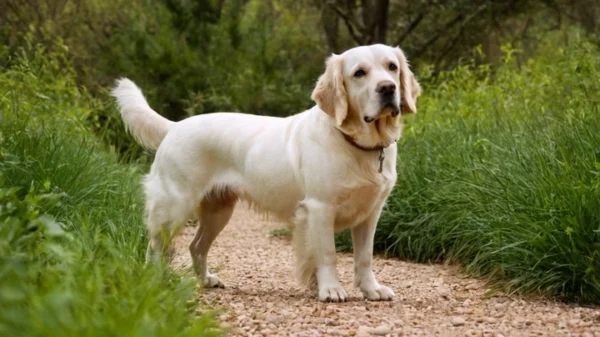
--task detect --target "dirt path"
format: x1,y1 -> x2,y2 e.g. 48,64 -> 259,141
172,207 -> 599,337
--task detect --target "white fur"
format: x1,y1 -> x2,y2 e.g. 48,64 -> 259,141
111,78 -> 175,150
112,44 -> 421,302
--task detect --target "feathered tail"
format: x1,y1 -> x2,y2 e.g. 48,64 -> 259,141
110,78 -> 175,150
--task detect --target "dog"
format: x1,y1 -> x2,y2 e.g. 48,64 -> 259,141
111,44 -> 421,302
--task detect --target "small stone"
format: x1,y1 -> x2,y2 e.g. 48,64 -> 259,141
464,329 -> 483,337
511,319 -> 524,328
452,317 -> 467,326
484,317 -> 498,324
494,303 -> 507,310
457,307 -> 474,314
490,311 -> 505,318
394,329 -> 405,336
495,296 -> 509,303
266,315 -> 282,324
328,328 -> 343,336
369,325 -> 392,336
466,283 -> 481,290
356,329 -> 370,337
567,319 -> 580,327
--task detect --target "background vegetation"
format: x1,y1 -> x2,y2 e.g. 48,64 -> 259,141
1,1 -> 600,335
0,45 -> 221,336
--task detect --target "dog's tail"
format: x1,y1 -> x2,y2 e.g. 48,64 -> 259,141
111,78 -> 175,150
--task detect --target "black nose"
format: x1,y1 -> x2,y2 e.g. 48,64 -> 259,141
376,81 -> 396,95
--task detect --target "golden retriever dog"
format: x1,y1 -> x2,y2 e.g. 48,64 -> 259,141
111,44 -> 421,302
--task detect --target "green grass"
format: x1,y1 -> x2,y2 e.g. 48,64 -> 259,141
339,36 -> 600,304
270,227 -> 292,239
0,46 -> 221,336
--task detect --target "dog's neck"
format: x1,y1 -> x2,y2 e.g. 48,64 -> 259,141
340,131 -> 387,152
338,114 -> 402,151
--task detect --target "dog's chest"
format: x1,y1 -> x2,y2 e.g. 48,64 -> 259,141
333,179 -> 392,231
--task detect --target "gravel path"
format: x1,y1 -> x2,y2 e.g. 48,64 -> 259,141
172,207 -> 600,337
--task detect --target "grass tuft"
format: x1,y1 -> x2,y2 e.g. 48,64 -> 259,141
0,46 -> 221,337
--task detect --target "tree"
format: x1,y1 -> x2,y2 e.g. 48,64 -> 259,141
314,0 -> 600,68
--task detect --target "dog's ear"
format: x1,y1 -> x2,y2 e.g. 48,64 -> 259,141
394,47 -> 421,115
311,54 -> 348,126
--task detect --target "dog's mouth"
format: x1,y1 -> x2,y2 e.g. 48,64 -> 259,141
363,104 -> 400,123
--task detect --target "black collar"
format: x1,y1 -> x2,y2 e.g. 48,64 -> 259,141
341,132 -> 386,152
340,131 -> 389,173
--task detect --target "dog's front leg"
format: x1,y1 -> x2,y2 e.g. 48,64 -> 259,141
351,206 -> 394,301
305,199 -> 347,302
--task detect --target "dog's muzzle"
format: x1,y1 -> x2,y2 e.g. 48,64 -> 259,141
363,104 -> 401,123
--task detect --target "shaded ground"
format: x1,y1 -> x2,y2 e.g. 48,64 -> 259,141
172,207 -> 600,337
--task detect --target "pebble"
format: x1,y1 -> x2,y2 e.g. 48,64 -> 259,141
482,330 -> 494,337
495,297 -> 509,303
266,315 -> 282,324
369,325 -> 392,335
466,283 -> 481,290
494,303 -> 507,310
356,327 -> 371,337
490,311 -> 505,318
452,316 -> 467,326
464,329 -> 483,337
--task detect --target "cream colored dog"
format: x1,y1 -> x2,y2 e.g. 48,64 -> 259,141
112,44 -> 421,302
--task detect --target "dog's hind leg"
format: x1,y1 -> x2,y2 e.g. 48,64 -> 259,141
189,189 -> 237,288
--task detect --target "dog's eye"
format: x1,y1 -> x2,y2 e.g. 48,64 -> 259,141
353,69 -> 366,78
389,63 -> 398,71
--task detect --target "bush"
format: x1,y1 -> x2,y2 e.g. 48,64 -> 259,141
337,36 -> 600,304
0,46 -> 221,337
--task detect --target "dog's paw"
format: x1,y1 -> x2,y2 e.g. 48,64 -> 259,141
203,273 -> 225,288
360,284 -> 394,301
318,285 -> 348,302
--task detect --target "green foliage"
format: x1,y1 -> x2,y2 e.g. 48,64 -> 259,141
1,0 -> 326,156
270,227 -> 292,239
0,49 -> 221,337
199,0 -> 324,116
339,35 -> 600,304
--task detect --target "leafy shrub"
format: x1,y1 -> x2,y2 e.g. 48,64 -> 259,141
0,47 -> 221,337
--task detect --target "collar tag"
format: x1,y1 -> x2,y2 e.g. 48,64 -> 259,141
378,149 -> 385,173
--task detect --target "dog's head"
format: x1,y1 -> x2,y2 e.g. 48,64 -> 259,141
311,44 -> 421,146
